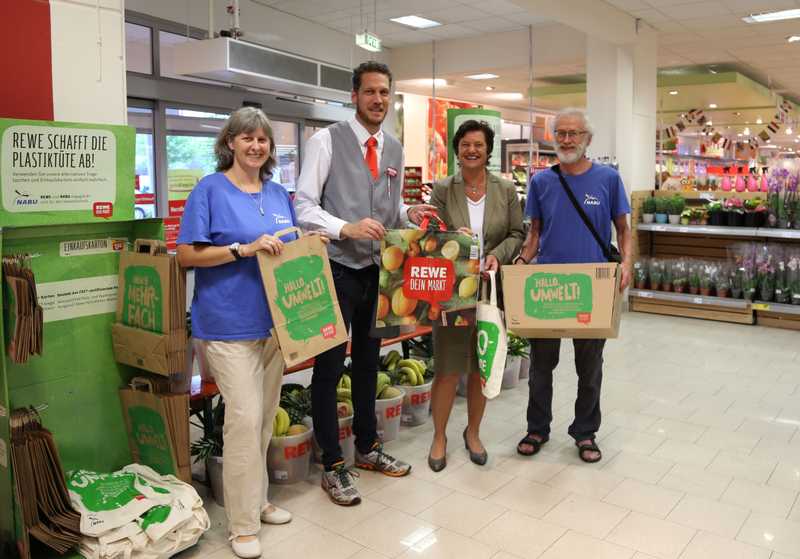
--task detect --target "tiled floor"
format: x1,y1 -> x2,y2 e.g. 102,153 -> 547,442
179,312 -> 800,559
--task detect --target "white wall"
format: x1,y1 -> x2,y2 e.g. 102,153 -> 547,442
50,0 -> 127,124
401,93 -> 429,178
126,0 -> 390,70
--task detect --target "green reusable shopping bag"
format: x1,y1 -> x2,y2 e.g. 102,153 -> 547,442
477,270 -> 507,399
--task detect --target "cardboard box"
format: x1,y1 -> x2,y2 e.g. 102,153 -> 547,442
501,263 -> 622,339
257,228 -> 348,368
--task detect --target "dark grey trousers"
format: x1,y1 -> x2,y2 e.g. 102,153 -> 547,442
526,338 -> 606,441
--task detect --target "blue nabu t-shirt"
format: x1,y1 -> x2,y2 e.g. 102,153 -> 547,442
525,163 -> 631,264
177,172 -> 298,340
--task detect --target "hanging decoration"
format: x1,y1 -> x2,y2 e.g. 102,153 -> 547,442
659,100 -> 794,151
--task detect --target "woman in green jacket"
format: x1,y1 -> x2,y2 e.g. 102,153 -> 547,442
427,120 -> 524,471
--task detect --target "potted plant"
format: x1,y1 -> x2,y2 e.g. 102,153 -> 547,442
654,197 -> 669,224
788,251 -> 800,305
503,333 -> 529,389
699,263 -> 714,297
662,260 -> 674,292
756,246 -> 776,302
668,196 -> 685,225
698,207 -> 710,225
680,208 -> 692,226
648,259 -> 664,291
716,265 -> 731,298
642,198 -> 656,224
688,263 -> 701,295
672,259 -> 688,293
634,259 -> 648,289
724,197 -> 745,227
707,200 -> 724,226
744,198 -> 766,228
730,266 -> 744,299
191,397 -> 225,506
775,256 -> 790,304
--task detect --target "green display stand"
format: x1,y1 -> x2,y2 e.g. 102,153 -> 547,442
0,118 -> 165,558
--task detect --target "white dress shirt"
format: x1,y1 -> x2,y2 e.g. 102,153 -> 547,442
294,117 -> 410,240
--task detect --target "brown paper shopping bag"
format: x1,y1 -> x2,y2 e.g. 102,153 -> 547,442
257,228 -> 347,367
112,239 -> 187,375
119,377 -> 190,482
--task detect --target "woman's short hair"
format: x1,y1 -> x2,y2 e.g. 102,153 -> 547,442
215,107 -> 276,180
452,120 -> 495,166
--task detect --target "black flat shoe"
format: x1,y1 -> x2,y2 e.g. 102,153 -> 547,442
428,437 -> 447,472
463,428 -> 488,465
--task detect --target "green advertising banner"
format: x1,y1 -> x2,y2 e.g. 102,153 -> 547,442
446,108 -> 502,176
0,118 -> 135,227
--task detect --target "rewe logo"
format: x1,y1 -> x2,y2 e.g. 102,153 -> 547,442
584,194 -> 601,206
273,213 -> 291,225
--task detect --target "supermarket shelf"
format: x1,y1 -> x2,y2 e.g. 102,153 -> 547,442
637,223 -> 800,239
752,301 -> 800,316
637,223 -> 757,236
629,289 -> 749,309
657,151 -> 749,164
757,229 -> 800,240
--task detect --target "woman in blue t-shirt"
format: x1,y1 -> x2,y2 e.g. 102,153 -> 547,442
176,107 -> 311,559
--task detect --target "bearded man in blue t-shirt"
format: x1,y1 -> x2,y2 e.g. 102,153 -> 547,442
513,108 -> 632,464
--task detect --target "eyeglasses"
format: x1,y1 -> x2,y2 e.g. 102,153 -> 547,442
554,129 -> 588,141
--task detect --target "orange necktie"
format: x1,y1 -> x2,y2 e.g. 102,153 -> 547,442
365,136 -> 378,180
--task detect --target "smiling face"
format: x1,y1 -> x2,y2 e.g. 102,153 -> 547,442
228,127 -> 270,174
457,130 -> 489,171
553,114 -> 592,164
352,71 -> 391,131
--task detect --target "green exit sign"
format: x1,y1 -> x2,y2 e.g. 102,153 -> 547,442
356,32 -> 381,52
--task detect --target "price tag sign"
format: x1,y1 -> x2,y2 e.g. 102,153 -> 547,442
752,303 -> 771,310
693,297 -> 703,304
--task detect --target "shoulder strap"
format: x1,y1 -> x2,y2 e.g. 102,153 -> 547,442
552,164 -> 611,261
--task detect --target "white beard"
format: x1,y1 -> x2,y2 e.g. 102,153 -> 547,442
556,144 -> 586,164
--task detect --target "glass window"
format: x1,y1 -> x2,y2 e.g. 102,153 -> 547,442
125,23 -> 152,74
127,105 -> 156,219
271,120 -> 299,192
165,106 -> 230,218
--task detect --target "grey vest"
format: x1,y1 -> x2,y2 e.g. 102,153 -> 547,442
322,121 -> 404,269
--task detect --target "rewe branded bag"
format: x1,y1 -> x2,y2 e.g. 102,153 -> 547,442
376,214 -> 479,334
477,270 -> 508,399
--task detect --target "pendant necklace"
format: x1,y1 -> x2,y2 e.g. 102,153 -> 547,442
249,188 -> 264,216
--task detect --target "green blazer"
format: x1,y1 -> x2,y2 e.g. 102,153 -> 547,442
430,172 -> 524,265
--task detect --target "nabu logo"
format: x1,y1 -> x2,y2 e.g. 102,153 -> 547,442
584,194 -> 600,206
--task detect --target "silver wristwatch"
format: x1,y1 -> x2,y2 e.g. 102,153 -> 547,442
229,242 -> 242,260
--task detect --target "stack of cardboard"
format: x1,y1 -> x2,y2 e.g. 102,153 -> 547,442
10,407 -> 81,559
3,254 -> 43,364
119,377 -> 191,483
111,239 -> 187,376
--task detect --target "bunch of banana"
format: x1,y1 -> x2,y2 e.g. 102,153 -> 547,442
381,350 -> 402,372
376,372 -> 392,398
397,359 -> 428,386
272,406 -> 291,437
337,373 -> 351,391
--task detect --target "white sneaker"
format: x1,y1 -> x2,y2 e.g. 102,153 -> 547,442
231,537 -> 262,558
261,505 -> 292,525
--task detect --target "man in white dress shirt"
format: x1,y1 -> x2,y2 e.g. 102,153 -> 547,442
295,61 -> 435,506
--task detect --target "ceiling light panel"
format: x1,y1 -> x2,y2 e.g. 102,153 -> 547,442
390,15 -> 442,29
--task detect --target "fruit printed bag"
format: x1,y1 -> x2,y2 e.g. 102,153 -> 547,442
375,215 -> 480,334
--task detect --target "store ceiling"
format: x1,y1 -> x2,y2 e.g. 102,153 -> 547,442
257,0 -> 800,144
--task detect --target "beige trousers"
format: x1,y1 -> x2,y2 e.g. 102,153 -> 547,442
200,337 -> 284,538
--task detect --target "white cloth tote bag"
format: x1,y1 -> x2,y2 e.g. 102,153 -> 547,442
477,270 -> 508,399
